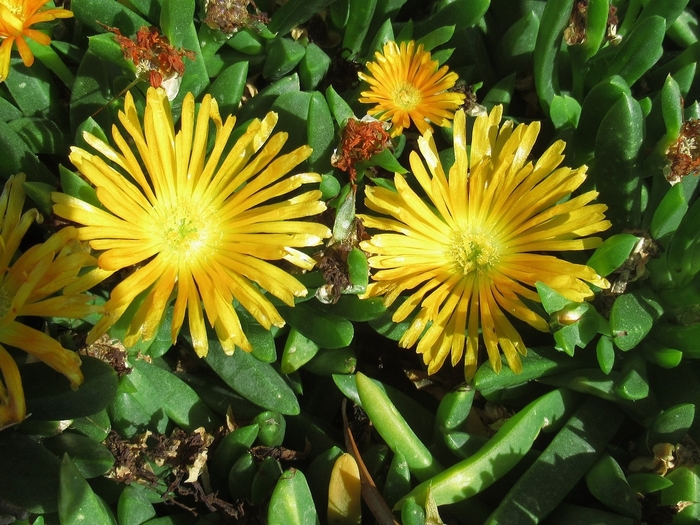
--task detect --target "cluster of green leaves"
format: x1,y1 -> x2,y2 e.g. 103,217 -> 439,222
4,0 -> 700,524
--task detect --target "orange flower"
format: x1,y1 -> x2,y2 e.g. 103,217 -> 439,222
0,0 -> 73,81
359,40 -> 465,137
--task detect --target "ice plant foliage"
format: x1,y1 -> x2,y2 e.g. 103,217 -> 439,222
358,40 -> 465,137
53,87 -> 331,358
360,106 -> 611,379
0,174 -> 97,427
0,0 -> 73,81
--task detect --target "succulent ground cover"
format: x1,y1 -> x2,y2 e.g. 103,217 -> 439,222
2,0 -> 700,524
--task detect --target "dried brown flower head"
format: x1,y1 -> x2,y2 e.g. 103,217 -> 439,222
564,1 -> 620,46
102,24 -> 195,92
665,119 -> 700,185
331,117 -> 392,183
203,0 -> 268,35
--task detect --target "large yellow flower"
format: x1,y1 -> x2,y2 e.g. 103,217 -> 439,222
53,87 -> 331,358
360,106 -> 611,380
358,40 -> 465,137
0,174 -> 98,427
0,0 -> 73,82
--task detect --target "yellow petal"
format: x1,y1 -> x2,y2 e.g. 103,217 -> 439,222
0,344 -> 25,425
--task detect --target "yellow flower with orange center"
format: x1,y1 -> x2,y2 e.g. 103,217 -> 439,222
0,0 -> 73,81
0,174 -> 98,427
360,106 -> 611,380
359,40 -> 465,137
53,87 -> 331,358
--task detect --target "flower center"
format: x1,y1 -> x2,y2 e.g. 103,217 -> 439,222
449,230 -> 499,275
391,81 -> 421,111
0,0 -> 23,17
160,202 -> 218,263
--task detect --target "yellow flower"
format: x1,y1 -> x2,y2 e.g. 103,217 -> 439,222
359,106 -> 611,380
358,40 -> 465,137
0,0 -> 73,82
0,174 -> 98,427
53,87 -> 331,358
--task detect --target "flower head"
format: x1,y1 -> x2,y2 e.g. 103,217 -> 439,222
0,0 -> 73,82
0,174 -> 98,427
358,40 -> 465,137
53,87 -> 331,358
360,106 -> 610,379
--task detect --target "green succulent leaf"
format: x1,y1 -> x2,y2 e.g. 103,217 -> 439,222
399,388 -> 580,508
307,91 -> 335,173
300,43 -> 331,90
627,473 -> 674,494
129,360 -> 220,431
281,328 -> 321,374
278,301 -> 354,349
304,346 -> 357,375
44,433 -> 115,479
661,465 -> 700,509
610,290 -> 664,351
267,468 -> 319,525
587,233 -> 640,277
533,0 -> 571,113
268,0 -> 338,36
210,424 -> 260,483
23,356 -> 118,421
58,454 -> 116,525
650,183 -> 689,241
0,431 -> 61,513
413,0 -> 490,38
0,118 -> 57,183
486,399 -> 626,524
594,93 -> 644,232
342,0 -> 378,55
209,61 -> 249,116
117,485 -> 157,525
203,329 -> 301,415
615,350 -> 650,400
645,404 -> 695,449
603,16 -> 666,87
263,37 -> 306,80
586,454 -> 642,520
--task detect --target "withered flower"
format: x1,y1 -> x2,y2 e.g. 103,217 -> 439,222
331,117 -> 392,184
102,24 -> 195,99
665,119 -> 700,185
203,0 -> 268,35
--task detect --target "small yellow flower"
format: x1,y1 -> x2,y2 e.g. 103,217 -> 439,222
358,40 -> 465,137
53,87 -> 331,357
0,0 -> 73,82
0,174 -> 98,427
360,106 -> 611,380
